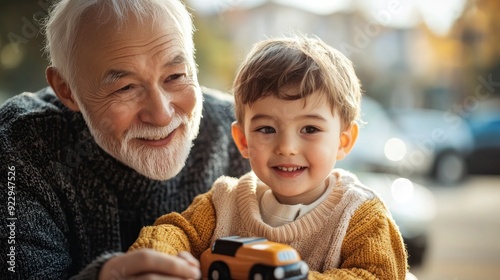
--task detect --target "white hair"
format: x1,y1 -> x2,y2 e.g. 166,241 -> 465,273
43,0 -> 196,88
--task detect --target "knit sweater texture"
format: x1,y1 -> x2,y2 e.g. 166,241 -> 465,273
0,87 -> 250,280
130,170 -> 408,279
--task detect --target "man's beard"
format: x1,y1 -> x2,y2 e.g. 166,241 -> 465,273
78,101 -> 202,181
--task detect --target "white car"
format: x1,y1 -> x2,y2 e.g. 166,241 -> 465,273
389,108 -> 474,184
337,96 -> 473,184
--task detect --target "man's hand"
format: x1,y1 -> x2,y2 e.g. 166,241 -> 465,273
99,249 -> 201,280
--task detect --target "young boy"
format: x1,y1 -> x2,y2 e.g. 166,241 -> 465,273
129,35 -> 408,279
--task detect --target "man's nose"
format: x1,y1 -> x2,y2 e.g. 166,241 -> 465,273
139,87 -> 174,127
275,133 -> 299,156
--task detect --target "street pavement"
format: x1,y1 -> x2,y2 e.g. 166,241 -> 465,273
409,175 -> 500,280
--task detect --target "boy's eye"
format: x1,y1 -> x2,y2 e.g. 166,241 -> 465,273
257,126 -> 276,134
301,126 -> 319,134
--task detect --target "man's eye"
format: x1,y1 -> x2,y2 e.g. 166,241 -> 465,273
166,73 -> 186,82
116,85 -> 133,93
301,126 -> 319,134
257,126 -> 275,134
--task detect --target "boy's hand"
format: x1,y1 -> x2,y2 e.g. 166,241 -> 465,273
177,251 -> 200,269
99,249 -> 201,279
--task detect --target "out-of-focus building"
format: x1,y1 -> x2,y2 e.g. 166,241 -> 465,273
188,0 -> 475,109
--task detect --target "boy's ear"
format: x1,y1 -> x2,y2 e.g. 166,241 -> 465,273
231,122 -> 249,159
336,122 -> 359,160
46,66 -> 80,112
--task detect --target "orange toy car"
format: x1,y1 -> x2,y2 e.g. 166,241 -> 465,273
200,236 -> 309,280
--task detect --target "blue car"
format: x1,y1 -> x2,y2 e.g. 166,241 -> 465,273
465,97 -> 500,174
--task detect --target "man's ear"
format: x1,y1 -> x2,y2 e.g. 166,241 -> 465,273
46,66 -> 80,112
231,122 -> 249,159
336,122 -> 359,160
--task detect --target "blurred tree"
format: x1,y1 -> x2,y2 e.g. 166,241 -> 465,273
192,14 -> 239,93
450,0 -> 500,100
465,0 -> 500,95
406,0 -> 500,110
0,0 -> 51,104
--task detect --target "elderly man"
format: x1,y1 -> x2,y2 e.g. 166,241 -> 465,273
0,0 -> 249,279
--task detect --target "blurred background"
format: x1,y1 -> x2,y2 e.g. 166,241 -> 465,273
1,0 -> 499,279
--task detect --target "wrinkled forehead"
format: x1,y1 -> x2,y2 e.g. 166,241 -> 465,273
81,21 -> 183,57
72,7 -> 187,72
77,5 -> 183,43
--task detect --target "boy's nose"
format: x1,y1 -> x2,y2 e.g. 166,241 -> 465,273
275,134 -> 299,156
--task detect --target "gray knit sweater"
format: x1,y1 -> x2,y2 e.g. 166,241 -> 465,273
0,87 -> 250,280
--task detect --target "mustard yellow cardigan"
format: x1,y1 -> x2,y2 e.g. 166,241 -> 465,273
130,170 -> 408,279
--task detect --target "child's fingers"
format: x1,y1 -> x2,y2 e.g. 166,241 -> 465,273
178,251 -> 200,268
99,249 -> 201,279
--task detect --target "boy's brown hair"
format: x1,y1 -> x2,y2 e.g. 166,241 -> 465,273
233,34 -> 362,129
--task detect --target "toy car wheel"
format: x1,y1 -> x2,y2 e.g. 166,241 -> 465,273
252,273 -> 264,280
208,262 -> 231,280
250,265 -> 279,280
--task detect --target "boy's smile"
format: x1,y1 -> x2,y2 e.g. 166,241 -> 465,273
273,164 -> 307,178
